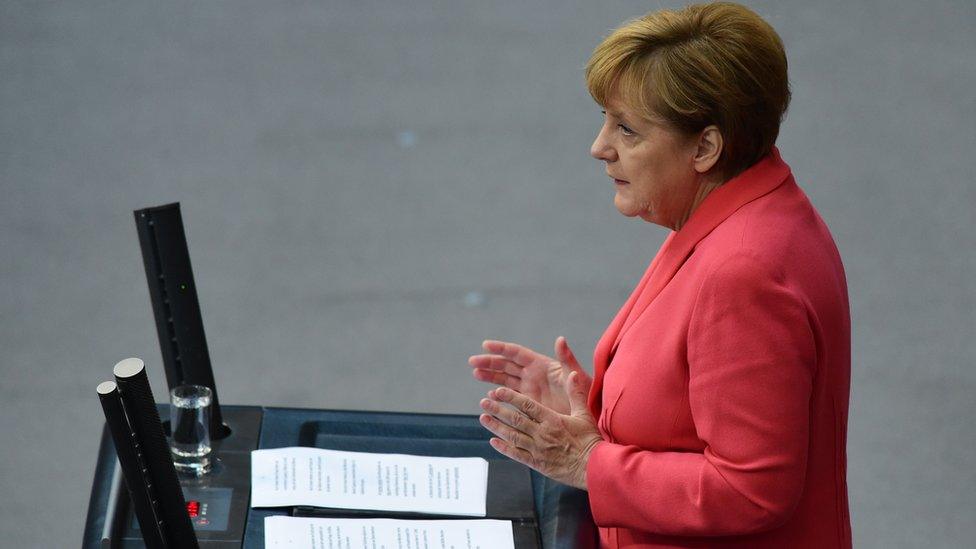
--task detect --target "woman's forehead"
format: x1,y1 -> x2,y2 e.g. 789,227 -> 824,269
605,93 -> 666,125
603,93 -> 637,116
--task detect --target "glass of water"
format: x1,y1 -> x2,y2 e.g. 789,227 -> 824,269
169,384 -> 212,475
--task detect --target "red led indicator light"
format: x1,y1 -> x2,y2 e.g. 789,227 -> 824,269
186,500 -> 200,518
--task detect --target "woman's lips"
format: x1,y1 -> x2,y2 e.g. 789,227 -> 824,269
614,179 -> 629,185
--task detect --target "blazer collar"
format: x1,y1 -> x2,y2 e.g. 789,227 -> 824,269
588,148 -> 792,415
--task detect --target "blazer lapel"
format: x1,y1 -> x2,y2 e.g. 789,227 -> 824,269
588,148 -> 792,417
588,232 -> 674,415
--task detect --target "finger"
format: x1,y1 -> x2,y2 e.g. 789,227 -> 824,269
482,340 -> 545,366
488,437 -> 537,470
479,413 -> 532,450
566,371 -> 593,418
480,398 -> 538,436
556,338 -> 594,391
468,354 -> 525,375
555,336 -> 584,373
471,369 -> 522,390
490,387 -> 555,424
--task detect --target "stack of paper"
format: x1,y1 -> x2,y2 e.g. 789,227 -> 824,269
264,516 -> 515,549
251,447 -> 490,516
252,448 -> 518,548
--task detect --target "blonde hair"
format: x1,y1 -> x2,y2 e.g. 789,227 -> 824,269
586,2 -> 790,178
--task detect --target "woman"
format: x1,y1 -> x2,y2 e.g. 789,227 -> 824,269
468,3 -> 852,548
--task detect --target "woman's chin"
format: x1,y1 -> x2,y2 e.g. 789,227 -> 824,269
613,198 -> 643,219
614,200 -> 663,225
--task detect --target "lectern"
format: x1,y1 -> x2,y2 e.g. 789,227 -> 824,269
83,203 -> 597,548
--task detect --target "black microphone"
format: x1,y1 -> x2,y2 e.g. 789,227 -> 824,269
112,358 -> 199,548
97,380 -> 168,549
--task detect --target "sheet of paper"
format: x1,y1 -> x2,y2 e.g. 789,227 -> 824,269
251,447 -> 490,517
264,516 -> 515,549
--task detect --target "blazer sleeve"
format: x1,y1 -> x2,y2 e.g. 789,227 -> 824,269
586,253 -> 816,536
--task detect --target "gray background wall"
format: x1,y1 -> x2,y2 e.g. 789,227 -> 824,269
1,1 -> 973,547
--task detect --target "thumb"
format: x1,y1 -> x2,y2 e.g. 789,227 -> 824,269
566,371 -> 593,418
555,336 -> 584,373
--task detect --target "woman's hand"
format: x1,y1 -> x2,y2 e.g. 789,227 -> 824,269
469,337 -> 592,416
478,370 -> 602,490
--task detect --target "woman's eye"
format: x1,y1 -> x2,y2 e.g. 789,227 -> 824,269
618,124 -> 635,136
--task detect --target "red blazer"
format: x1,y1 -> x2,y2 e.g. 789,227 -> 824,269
585,149 -> 852,548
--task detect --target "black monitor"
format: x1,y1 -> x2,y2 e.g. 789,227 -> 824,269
134,202 -> 229,438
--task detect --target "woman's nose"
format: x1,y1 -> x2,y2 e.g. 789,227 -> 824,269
590,126 -> 616,162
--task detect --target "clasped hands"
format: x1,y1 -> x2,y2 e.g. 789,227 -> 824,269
468,337 -> 602,490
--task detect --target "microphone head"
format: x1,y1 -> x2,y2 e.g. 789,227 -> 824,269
113,358 -> 145,379
96,380 -> 118,395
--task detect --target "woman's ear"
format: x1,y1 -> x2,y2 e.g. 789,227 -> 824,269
693,125 -> 723,174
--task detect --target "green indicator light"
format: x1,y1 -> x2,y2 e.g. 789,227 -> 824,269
179,283 -> 187,291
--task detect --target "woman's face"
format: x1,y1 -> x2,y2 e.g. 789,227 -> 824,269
590,94 -> 701,229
